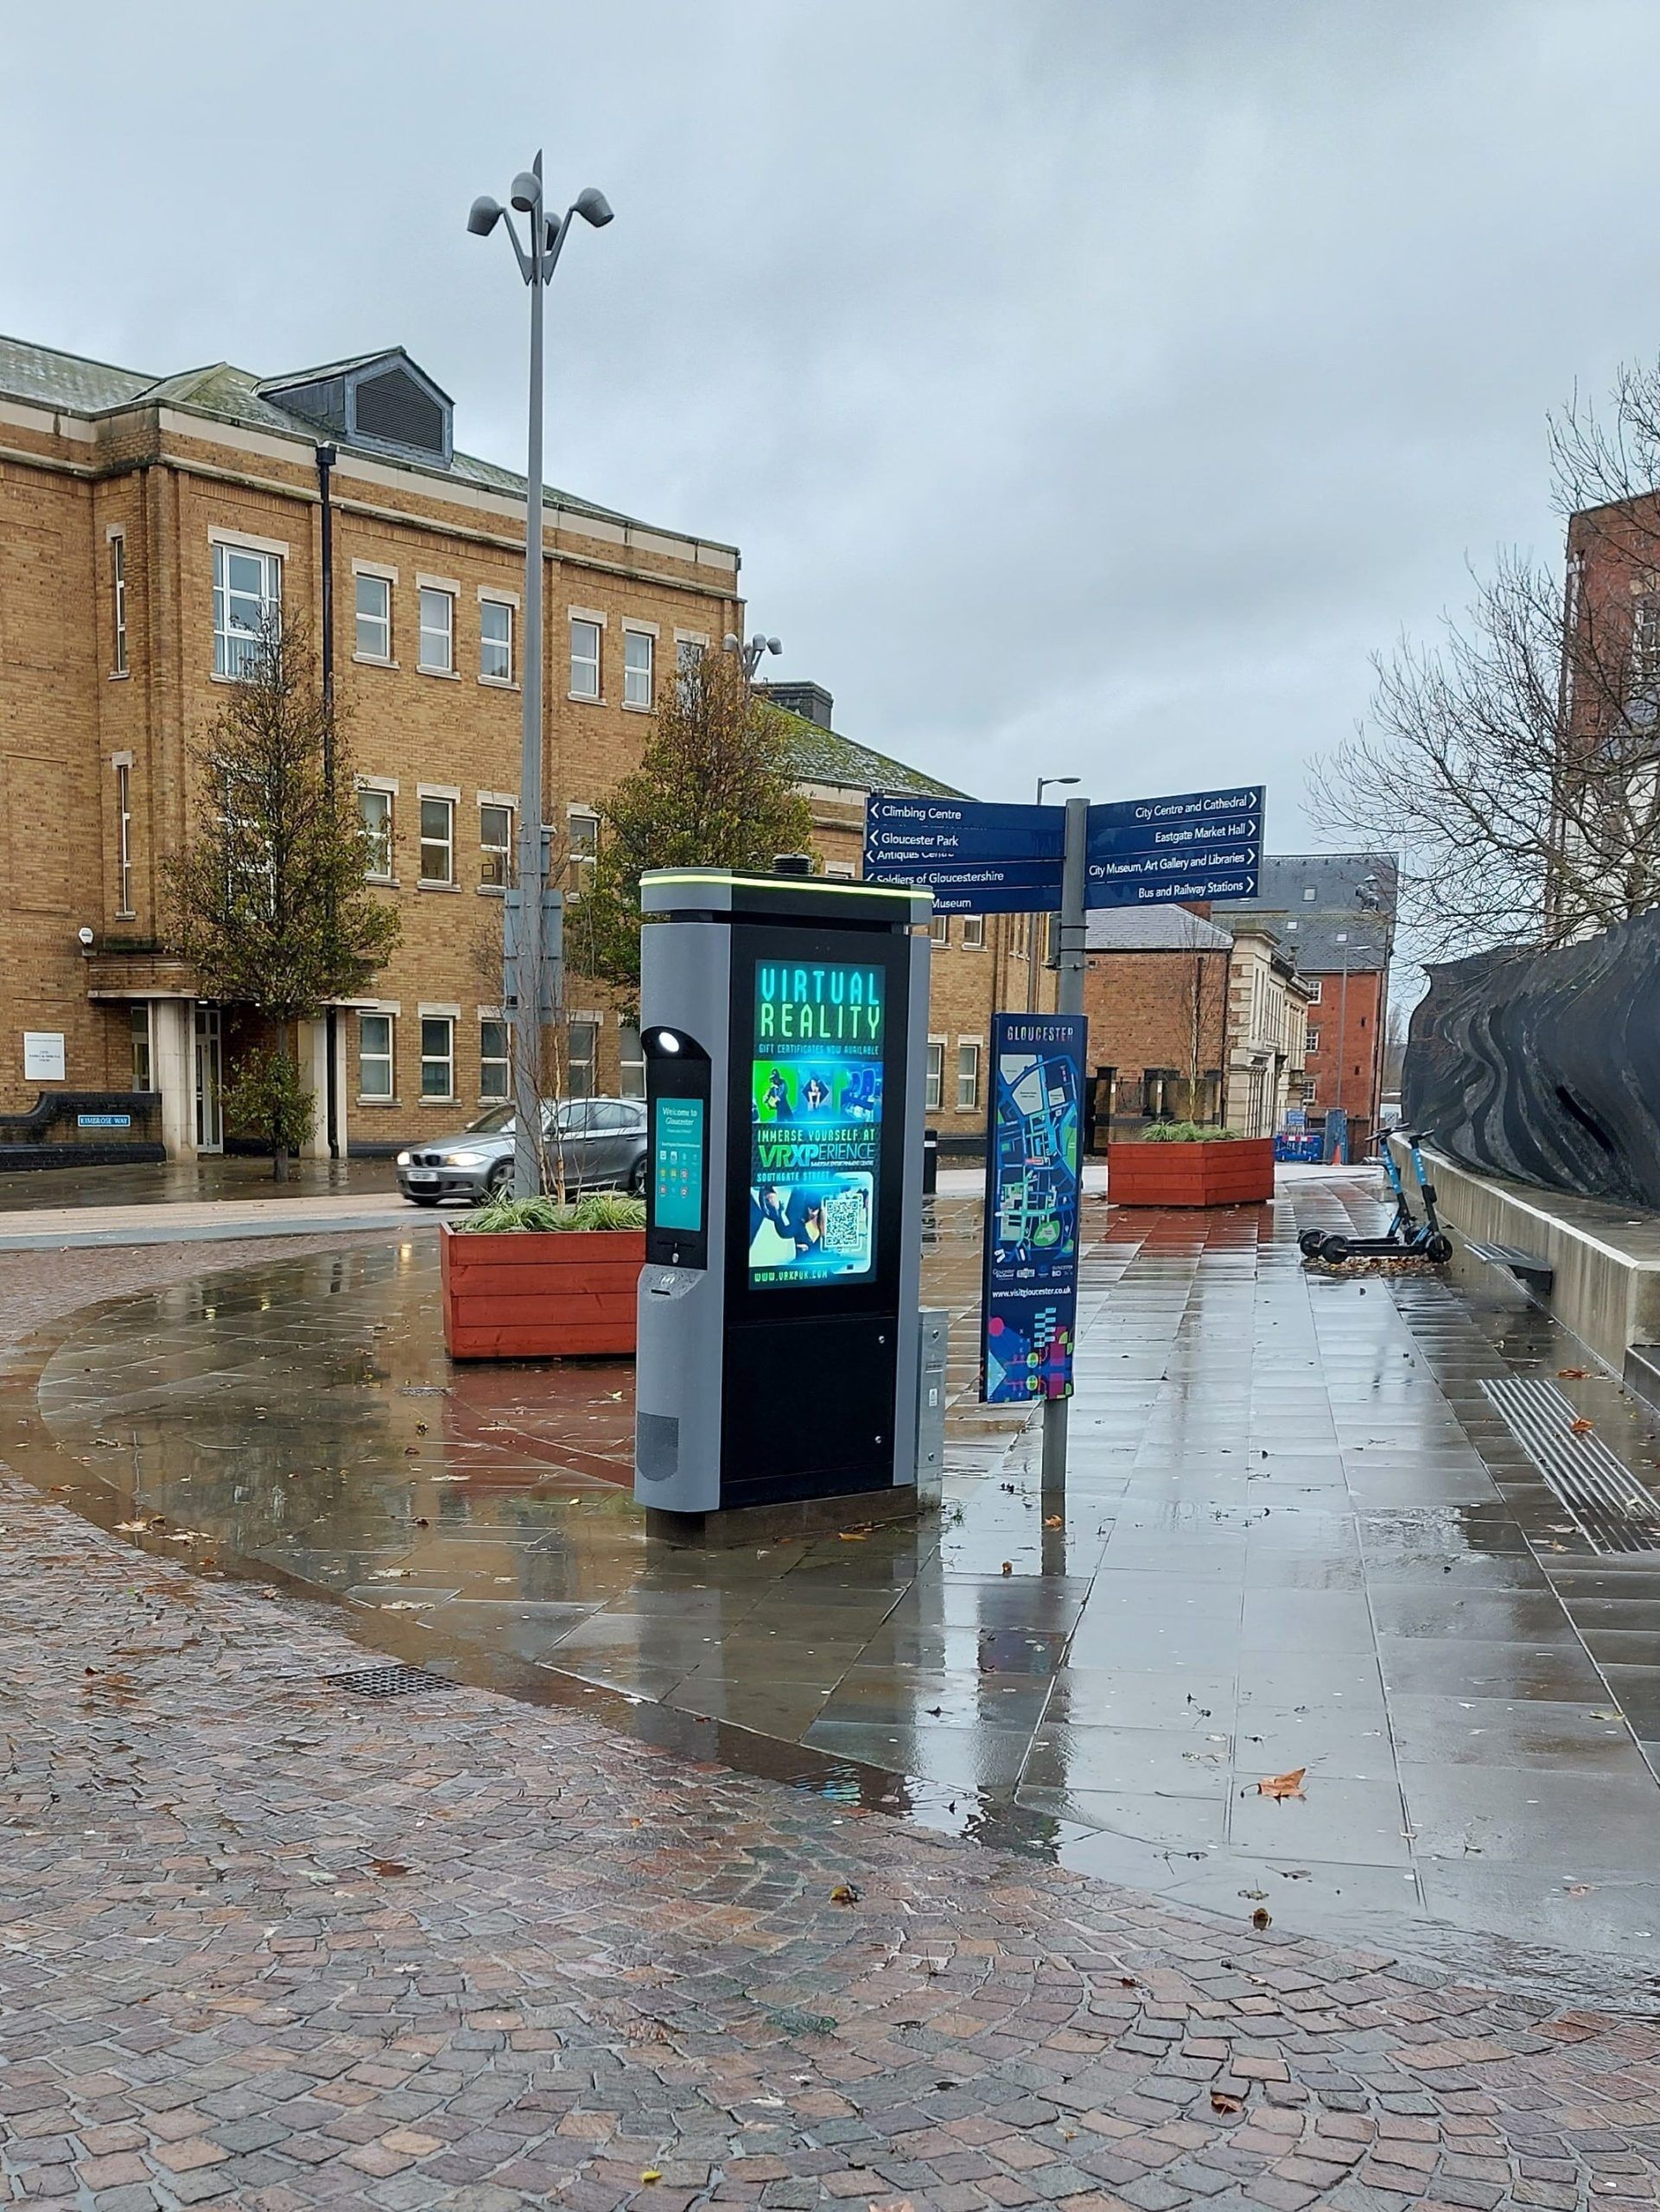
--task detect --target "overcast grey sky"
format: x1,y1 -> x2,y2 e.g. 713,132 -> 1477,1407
4,1 -> 1654,848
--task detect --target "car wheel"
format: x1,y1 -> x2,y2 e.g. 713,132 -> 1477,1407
1320,1234 -> 1352,1265
628,1154 -> 647,1196
482,1160 -> 512,1200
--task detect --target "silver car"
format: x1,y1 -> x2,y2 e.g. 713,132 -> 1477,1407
396,1096 -> 648,1207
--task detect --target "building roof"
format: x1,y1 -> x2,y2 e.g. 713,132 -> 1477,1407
1084,906 -> 1232,953
0,333 -> 718,546
771,706 -> 968,800
1212,851 -> 1397,974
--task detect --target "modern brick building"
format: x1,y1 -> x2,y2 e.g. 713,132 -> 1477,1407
1081,906 -> 1310,1144
1213,853 -> 1396,1155
0,334 -> 1029,1162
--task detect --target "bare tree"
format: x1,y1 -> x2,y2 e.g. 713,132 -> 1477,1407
1310,362 -> 1660,960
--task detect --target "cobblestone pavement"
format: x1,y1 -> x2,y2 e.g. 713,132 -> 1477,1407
5,1224 -> 1660,2206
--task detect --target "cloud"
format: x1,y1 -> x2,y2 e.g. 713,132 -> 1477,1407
4,0 -> 1658,842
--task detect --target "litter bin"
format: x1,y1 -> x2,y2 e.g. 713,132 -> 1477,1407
922,1126 -> 939,1195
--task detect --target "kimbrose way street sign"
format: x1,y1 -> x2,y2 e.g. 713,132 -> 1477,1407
862,785 -> 1263,914
1084,784 -> 1262,907
981,1014 -> 1085,1404
862,794 -> 1063,915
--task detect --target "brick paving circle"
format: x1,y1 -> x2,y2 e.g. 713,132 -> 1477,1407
2,1238 -> 1660,2209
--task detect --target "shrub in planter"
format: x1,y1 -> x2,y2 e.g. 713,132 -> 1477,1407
441,1192 -> 646,1359
1109,1122 -> 1275,1207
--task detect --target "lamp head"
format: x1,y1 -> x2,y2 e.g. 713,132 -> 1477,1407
509,169 -> 542,213
766,636 -> 782,655
467,195 -> 504,237
574,187 -> 614,227
722,632 -> 741,652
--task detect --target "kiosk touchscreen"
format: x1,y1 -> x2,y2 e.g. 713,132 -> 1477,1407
634,870 -> 930,1518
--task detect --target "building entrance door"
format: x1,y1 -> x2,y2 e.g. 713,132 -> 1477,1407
194,1005 -> 223,1153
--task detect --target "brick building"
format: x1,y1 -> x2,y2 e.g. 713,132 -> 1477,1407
1213,853 -> 1396,1155
1081,906 -> 1309,1144
0,334 -> 1027,1160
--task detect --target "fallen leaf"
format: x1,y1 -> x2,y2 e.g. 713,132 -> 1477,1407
1211,2091 -> 1243,2114
1250,1907 -> 1272,1931
1571,1418 -> 1595,1435
830,1883 -> 862,1904
639,2171 -> 661,2185
837,1529 -> 869,1542
1044,1516 -> 1063,1529
1564,1882 -> 1598,1897
1253,1768 -> 1307,1802
368,1858 -> 410,1878
1001,1561 -> 1013,1575
1559,1367 -> 1589,1380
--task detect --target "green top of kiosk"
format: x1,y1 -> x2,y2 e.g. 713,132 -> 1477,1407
640,869 -> 932,930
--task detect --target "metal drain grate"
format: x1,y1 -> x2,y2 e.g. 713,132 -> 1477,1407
1483,1376 -> 1660,1553
325,1663 -> 457,1700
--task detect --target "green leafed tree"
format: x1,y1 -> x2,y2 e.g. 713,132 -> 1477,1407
165,615 -> 401,1178
566,646 -> 815,1021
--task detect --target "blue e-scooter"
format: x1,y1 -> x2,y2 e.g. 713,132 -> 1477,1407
1299,1130 -> 1452,1267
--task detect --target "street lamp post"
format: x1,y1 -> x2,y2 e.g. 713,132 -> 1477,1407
1027,774 -> 1079,1013
468,156 -> 614,1200
724,631 -> 783,683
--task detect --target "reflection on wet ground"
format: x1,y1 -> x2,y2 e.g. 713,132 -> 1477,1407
0,1152 -> 402,1210
9,1181 -> 1660,1990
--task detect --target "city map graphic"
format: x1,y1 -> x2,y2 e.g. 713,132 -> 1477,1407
981,1017 -> 1084,1404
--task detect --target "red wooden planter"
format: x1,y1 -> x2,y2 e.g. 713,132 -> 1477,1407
1108,1136 -> 1275,1208
440,1224 -> 645,1359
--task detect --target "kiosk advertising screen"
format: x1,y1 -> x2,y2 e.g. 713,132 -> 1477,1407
748,959 -> 885,1288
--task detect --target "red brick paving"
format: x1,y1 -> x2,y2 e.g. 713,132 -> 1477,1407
1,1241 -> 1660,2207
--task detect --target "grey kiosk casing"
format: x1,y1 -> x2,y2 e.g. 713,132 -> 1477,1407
633,869 -> 932,1519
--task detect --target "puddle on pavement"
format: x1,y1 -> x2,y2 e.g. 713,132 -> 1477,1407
8,1179 -> 1660,2007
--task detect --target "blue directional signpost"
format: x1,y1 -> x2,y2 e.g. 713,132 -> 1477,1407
863,779 -> 1264,1479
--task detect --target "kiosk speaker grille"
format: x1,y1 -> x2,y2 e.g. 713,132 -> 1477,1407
637,1411 -> 680,1482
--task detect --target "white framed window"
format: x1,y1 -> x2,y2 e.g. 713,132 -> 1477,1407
479,1017 -> 510,1102
111,533 -> 128,675
675,634 -> 705,674
1302,886 -> 1317,902
419,795 -> 455,885
1307,1026 -> 1322,1053
567,808 -> 599,889
359,1014 -> 394,1100
355,572 -> 391,661
624,627 -> 654,708
930,913 -> 950,947
824,863 -> 855,880
925,1039 -> 944,1112
1306,978 -> 1322,1003
569,617 -> 601,699
957,1039 -> 982,1112
480,801 -> 513,889
619,1022 -> 645,1098
114,761 -> 134,916
962,914 -> 985,949
213,542 -> 281,678
130,1004 -> 152,1091
418,587 -> 455,674
480,596 -> 514,683
567,1018 -> 598,1097
420,1015 -> 455,1100
359,785 -> 393,880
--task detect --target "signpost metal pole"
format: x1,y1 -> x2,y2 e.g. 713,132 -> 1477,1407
1041,794 -> 1090,1489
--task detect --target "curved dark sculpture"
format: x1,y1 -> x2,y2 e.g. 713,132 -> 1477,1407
1403,912 -> 1660,1209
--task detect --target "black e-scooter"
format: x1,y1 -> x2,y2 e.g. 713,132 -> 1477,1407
1299,1129 -> 1452,1267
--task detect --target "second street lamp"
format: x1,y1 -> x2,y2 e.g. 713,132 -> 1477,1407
467,153 -> 614,1200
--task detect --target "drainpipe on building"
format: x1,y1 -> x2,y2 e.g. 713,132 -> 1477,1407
316,444 -> 340,1160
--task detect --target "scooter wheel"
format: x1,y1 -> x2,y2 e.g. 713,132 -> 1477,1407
1426,1233 -> 1453,1263
1298,1230 -> 1326,1257
1320,1234 -> 1352,1265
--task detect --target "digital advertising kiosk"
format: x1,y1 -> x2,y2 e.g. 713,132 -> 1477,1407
633,867 -> 932,1529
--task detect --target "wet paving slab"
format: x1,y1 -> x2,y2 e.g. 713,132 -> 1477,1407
9,1179 -> 1660,1997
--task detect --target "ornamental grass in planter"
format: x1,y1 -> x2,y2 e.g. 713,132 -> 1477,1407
440,1192 -> 646,1360
1107,1121 -> 1275,1208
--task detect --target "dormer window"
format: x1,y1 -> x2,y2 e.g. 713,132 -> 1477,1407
259,350 -> 454,467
